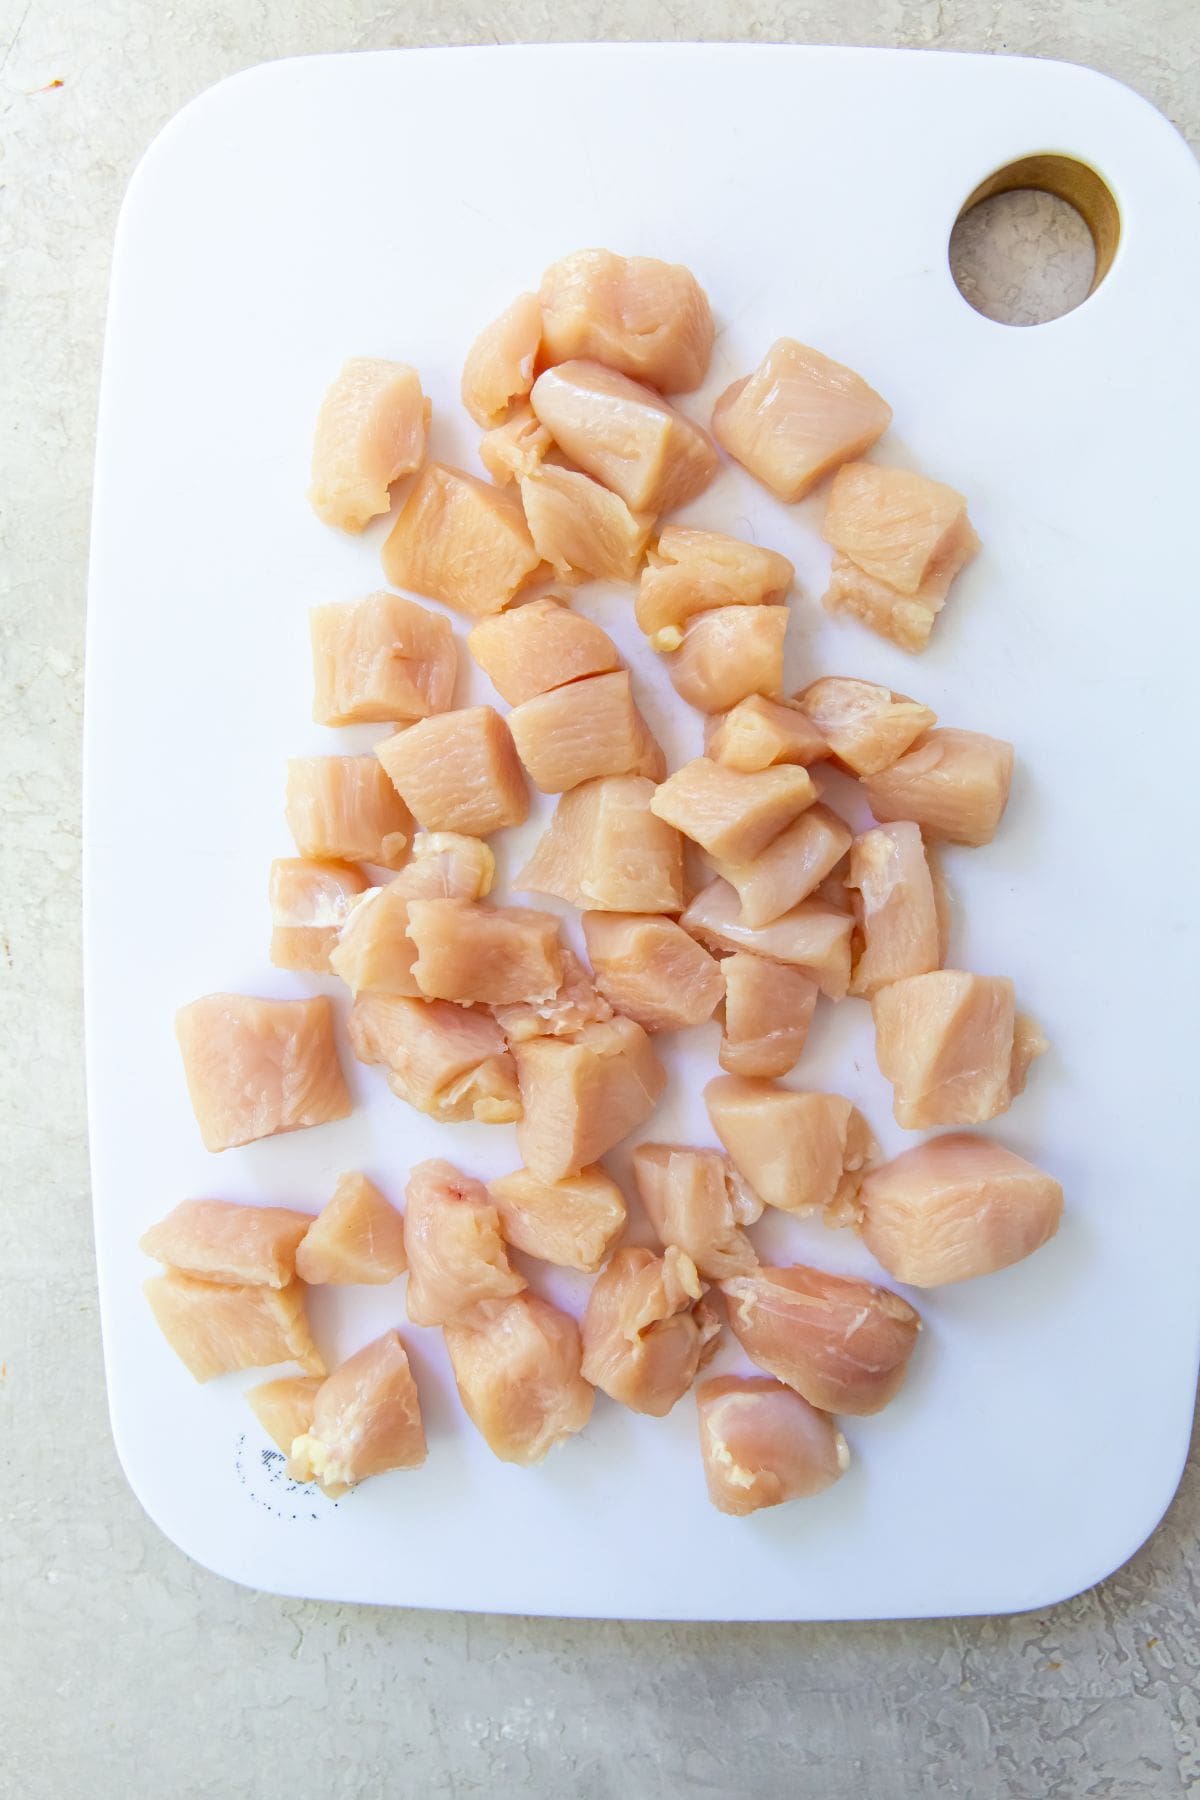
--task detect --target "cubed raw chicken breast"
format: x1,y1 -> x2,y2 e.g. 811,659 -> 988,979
516,775 -> 685,914
682,880 -> 853,998
329,832 -> 497,998
294,1172 -> 408,1286
858,1134 -> 1062,1287
381,463 -> 540,616
636,526 -> 795,644
492,948 -> 614,1044
632,1144 -> 762,1279
711,339 -> 891,502
796,677 -> 936,777
488,1165 -> 627,1272
175,993 -> 351,1153
508,669 -> 665,793
650,759 -> 817,862
719,952 -> 817,1078
399,829 -> 497,899
246,1375 -> 322,1455
139,1200 -> 313,1288
719,1265 -> 920,1415
309,358 -> 429,532
538,248 -> 714,392
310,591 -> 456,727
582,912 -> 724,1033
697,1376 -> 850,1516
444,1294 -> 594,1465
822,463 -> 980,651
461,291 -> 542,428
663,607 -> 789,713
289,1330 -> 426,1495
285,755 -> 412,869
581,1246 -> 720,1416
269,857 -> 368,973
349,993 -> 521,1124
407,899 -> 563,1006
824,558 -> 935,655
375,706 -> 528,836
872,970 -> 1045,1128
705,695 -> 828,772
143,1271 -> 323,1383
479,403 -> 552,485
467,595 -> 620,705
514,1016 -> 667,1183
403,1158 -> 526,1328
846,823 -> 942,998
711,803 -> 852,928
705,1076 -> 877,1221
519,465 -> 653,583
861,728 -> 1014,846
530,360 -> 718,512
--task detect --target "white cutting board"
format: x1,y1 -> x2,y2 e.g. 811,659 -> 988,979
85,44 -> 1200,1620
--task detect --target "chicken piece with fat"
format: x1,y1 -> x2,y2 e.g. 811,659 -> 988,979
705,695 -> 828,772
381,463 -> 540,617
862,728 -> 1014,847
650,759 -> 817,862
516,775 -> 685,914
269,857 -> 368,973
246,1376 -> 323,1456
697,1376 -> 850,1516
705,1075 -> 877,1222
175,993 -> 351,1153
375,706 -> 528,836
514,1016 -> 666,1183
289,1330 -> 426,1495
846,822 -> 943,998
403,1159 -> 526,1328
520,464 -> 653,584
143,1271 -> 324,1383
140,1200 -> 313,1288
682,879 -> 853,998
508,670 -> 664,793
632,1144 -> 762,1279
294,1172 -> 408,1286
467,596 -> 620,705
349,993 -> 521,1124
479,403 -> 552,485
461,291 -> 542,428
582,912 -> 724,1033
285,755 -> 412,869
492,948 -> 614,1043
719,952 -> 817,1078
872,970 -> 1045,1128
309,358 -> 429,532
662,606 -> 789,713
636,526 -> 794,644
581,1246 -> 719,1416
538,248 -> 714,392
711,803 -> 852,929
530,360 -> 718,513
445,1294 -> 594,1465
712,339 -> 891,502
310,591 -> 456,727
488,1165 -> 627,1272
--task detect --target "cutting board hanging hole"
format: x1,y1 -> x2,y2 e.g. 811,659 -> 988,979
949,153 -> 1119,326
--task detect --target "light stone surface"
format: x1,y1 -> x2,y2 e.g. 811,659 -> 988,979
1,4 -> 1197,1796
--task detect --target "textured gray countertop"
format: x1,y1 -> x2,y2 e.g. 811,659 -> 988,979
2,4 -> 1197,1796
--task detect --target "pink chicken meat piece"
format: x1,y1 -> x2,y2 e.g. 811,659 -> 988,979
144,1271 -> 324,1383
719,952 -> 818,1078
309,358 -> 429,532
330,832 -> 495,998
636,526 -> 794,644
520,464 -> 653,583
289,1330 -> 426,1495
508,670 -> 665,793
246,1376 -> 322,1456
375,706 -> 528,836
862,728 -> 1014,847
871,970 -> 1045,1129
406,899 -> 563,1006
632,1144 -> 762,1279
493,948 -> 613,1044
467,596 -> 621,706
516,775 -> 685,914
488,1165 -> 627,1273
514,1016 -> 666,1183
719,1265 -> 920,1415
705,1075 -> 877,1222
712,339 -> 892,502
530,359 -> 718,513
682,879 -> 853,998
140,1200 -> 313,1289
697,1376 -> 850,1516
479,403 -> 552,485
349,993 -> 520,1124
711,803 -> 852,929
846,823 -> 943,998
705,695 -> 828,773
175,993 -> 350,1153
403,1159 -> 526,1328
294,1172 -> 408,1286
461,291 -> 542,428
582,912 -> 724,1032
381,463 -> 540,617
581,1246 -> 720,1416
269,857 -> 368,973
445,1294 -> 594,1465
538,248 -> 714,392
285,755 -> 412,869
663,607 -> 789,713
796,677 -> 936,778
310,591 -> 456,727
650,759 -> 817,862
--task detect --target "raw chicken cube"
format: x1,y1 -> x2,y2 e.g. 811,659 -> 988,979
516,775 -> 684,914
538,248 -> 714,392
705,1076 -> 877,1221
632,1143 -> 762,1279
381,463 -> 540,617
309,358 -> 429,532
349,993 -> 521,1124
290,1330 -> 426,1494
636,526 -> 794,643
467,595 -> 620,705
507,669 -> 665,793
403,1158 -> 525,1327
397,830 -> 496,900
846,822 -> 942,998
530,359 -> 718,512
711,803 -> 852,928
682,880 -> 852,998
493,948 -> 614,1044
479,403 -> 552,485
375,705 -> 528,836
719,1265 -> 920,1415
294,1172 -> 408,1286
407,899 -> 563,1006
329,832 -> 497,998
650,759 -> 816,862
269,857 -> 368,973
461,291 -> 542,428
581,1245 -> 719,1416
310,591 -> 457,727
143,1271 -> 324,1383
246,1375 -> 322,1455
822,463 -> 980,650
514,1016 -> 667,1183
487,1165 -> 627,1272
663,607 -> 789,713
712,339 -> 891,502
705,695 -> 828,772
719,952 -> 817,1078
823,556 -> 933,654
697,1376 -> 849,1516
139,1200 -> 313,1288
862,729 -> 1014,846
285,755 -> 412,869
520,464 -> 653,583
444,1294 -> 594,1465
871,970 -> 1044,1128
796,677 -> 936,777
175,993 -> 351,1153
582,912 -> 724,1032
